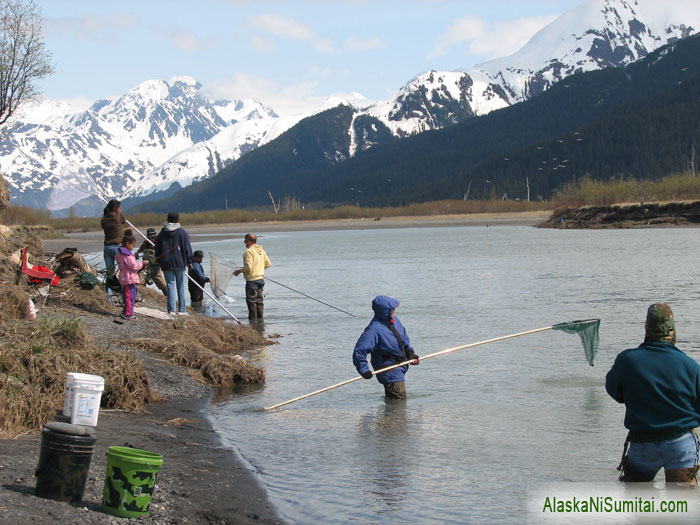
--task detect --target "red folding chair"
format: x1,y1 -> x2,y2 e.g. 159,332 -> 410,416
15,246 -> 59,306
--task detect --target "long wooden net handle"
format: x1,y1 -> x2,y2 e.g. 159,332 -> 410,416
264,326 -> 554,411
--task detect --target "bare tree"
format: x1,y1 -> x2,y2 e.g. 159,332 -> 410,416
0,0 -> 53,126
267,190 -> 279,213
526,176 -> 530,202
0,1 -> 52,213
691,144 -> 696,178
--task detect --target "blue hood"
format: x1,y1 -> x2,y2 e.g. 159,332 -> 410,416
372,295 -> 399,323
117,246 -> 133,256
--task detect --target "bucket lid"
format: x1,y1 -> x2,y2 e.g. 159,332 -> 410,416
43,421 -> 96,436
66,372 -> 104,383
107,446 -> 163,467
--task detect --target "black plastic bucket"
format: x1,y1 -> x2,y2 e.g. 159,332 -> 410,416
34,423 -> 97,502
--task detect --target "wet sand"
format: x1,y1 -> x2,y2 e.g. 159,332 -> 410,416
44,211 -> 550,253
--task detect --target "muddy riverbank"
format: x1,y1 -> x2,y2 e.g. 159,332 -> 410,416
538,201 -> 700,228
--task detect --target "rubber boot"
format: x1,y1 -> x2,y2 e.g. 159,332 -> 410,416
619,459 -> 656,482
246,297 -> 257,320
256,289 -> 264,319
665,466 -> 699,488
383,381 -> 406,400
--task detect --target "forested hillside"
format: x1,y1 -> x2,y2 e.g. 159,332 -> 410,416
309,33 -> 700,206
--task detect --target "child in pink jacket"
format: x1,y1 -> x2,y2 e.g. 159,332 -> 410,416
115,231 -> 146,320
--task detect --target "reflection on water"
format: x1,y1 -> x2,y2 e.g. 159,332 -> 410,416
192,226 -> 700,523
356,402 -> 411,512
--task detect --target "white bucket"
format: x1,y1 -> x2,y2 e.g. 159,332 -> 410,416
63,373 -> 104,426
63,372 -> 98,416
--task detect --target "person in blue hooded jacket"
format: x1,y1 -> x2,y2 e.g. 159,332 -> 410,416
353,296 -> 420,400
606,303 -> 700,485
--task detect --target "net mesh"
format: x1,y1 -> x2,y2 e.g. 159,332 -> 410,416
552,319 -> 600,366
209,252 -> 237,298
47,164 -> 103,210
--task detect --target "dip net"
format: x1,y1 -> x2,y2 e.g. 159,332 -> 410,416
209,252 -> 237,299
552,319 -> 600,366
47,164 -> 104,210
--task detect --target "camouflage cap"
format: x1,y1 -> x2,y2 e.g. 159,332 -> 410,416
644,303 -> 676,344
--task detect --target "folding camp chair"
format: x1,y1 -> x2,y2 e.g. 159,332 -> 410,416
15,246 -> 59,306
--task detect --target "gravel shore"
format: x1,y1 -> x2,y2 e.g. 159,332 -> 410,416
0,271 -> 285,524
0,338 -> 285,524
0,392 -> 284,524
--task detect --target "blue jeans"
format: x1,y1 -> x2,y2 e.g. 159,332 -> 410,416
103,244 -> 119,295
163,270 -> 187,313
627,431 -> 699,479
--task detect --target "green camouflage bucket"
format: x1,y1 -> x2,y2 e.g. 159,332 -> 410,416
102,446 -> 163,518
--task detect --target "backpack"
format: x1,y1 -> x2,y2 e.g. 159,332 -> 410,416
77,272 -> 99,290
104,272 -> 122,294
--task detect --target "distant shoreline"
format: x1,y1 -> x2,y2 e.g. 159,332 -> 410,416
44,211 -> 550,253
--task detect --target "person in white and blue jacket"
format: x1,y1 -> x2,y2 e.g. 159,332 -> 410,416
353,295 -> 419,400
155,212 -> 193,316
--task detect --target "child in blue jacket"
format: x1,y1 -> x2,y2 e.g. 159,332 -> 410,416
188,250 -> 209,308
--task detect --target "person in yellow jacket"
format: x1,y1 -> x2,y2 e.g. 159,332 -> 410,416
234,233 -> 271,320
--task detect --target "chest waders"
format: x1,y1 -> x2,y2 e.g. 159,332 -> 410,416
142,249 -> 167,296
245,279 -> 265,320
384,322 -> 412,400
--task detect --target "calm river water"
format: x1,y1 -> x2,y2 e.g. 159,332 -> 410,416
189,225 -> 700,524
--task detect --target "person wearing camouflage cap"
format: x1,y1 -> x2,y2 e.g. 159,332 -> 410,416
606,303 -> 700,486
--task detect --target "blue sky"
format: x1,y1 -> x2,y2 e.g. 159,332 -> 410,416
35,0 -> 582,116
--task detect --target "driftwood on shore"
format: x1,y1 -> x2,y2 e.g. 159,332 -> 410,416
539,201 -> 700,229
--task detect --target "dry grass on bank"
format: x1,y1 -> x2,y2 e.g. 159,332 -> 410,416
127,317 -> 268,387
0,317 -> 154,438
554,172 -> 700,207
0,284 -> 32,321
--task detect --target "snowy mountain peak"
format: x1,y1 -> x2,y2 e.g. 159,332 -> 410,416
0,77 -> 278,209
472,0 -> 697,101
169,75 -> 198,86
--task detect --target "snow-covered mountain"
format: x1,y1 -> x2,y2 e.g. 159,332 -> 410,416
0,76 -> 277,208
349,0 -> 698,153
473,0 -> 697,102
124,94 -> 368,200
2,0 -> 699,211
